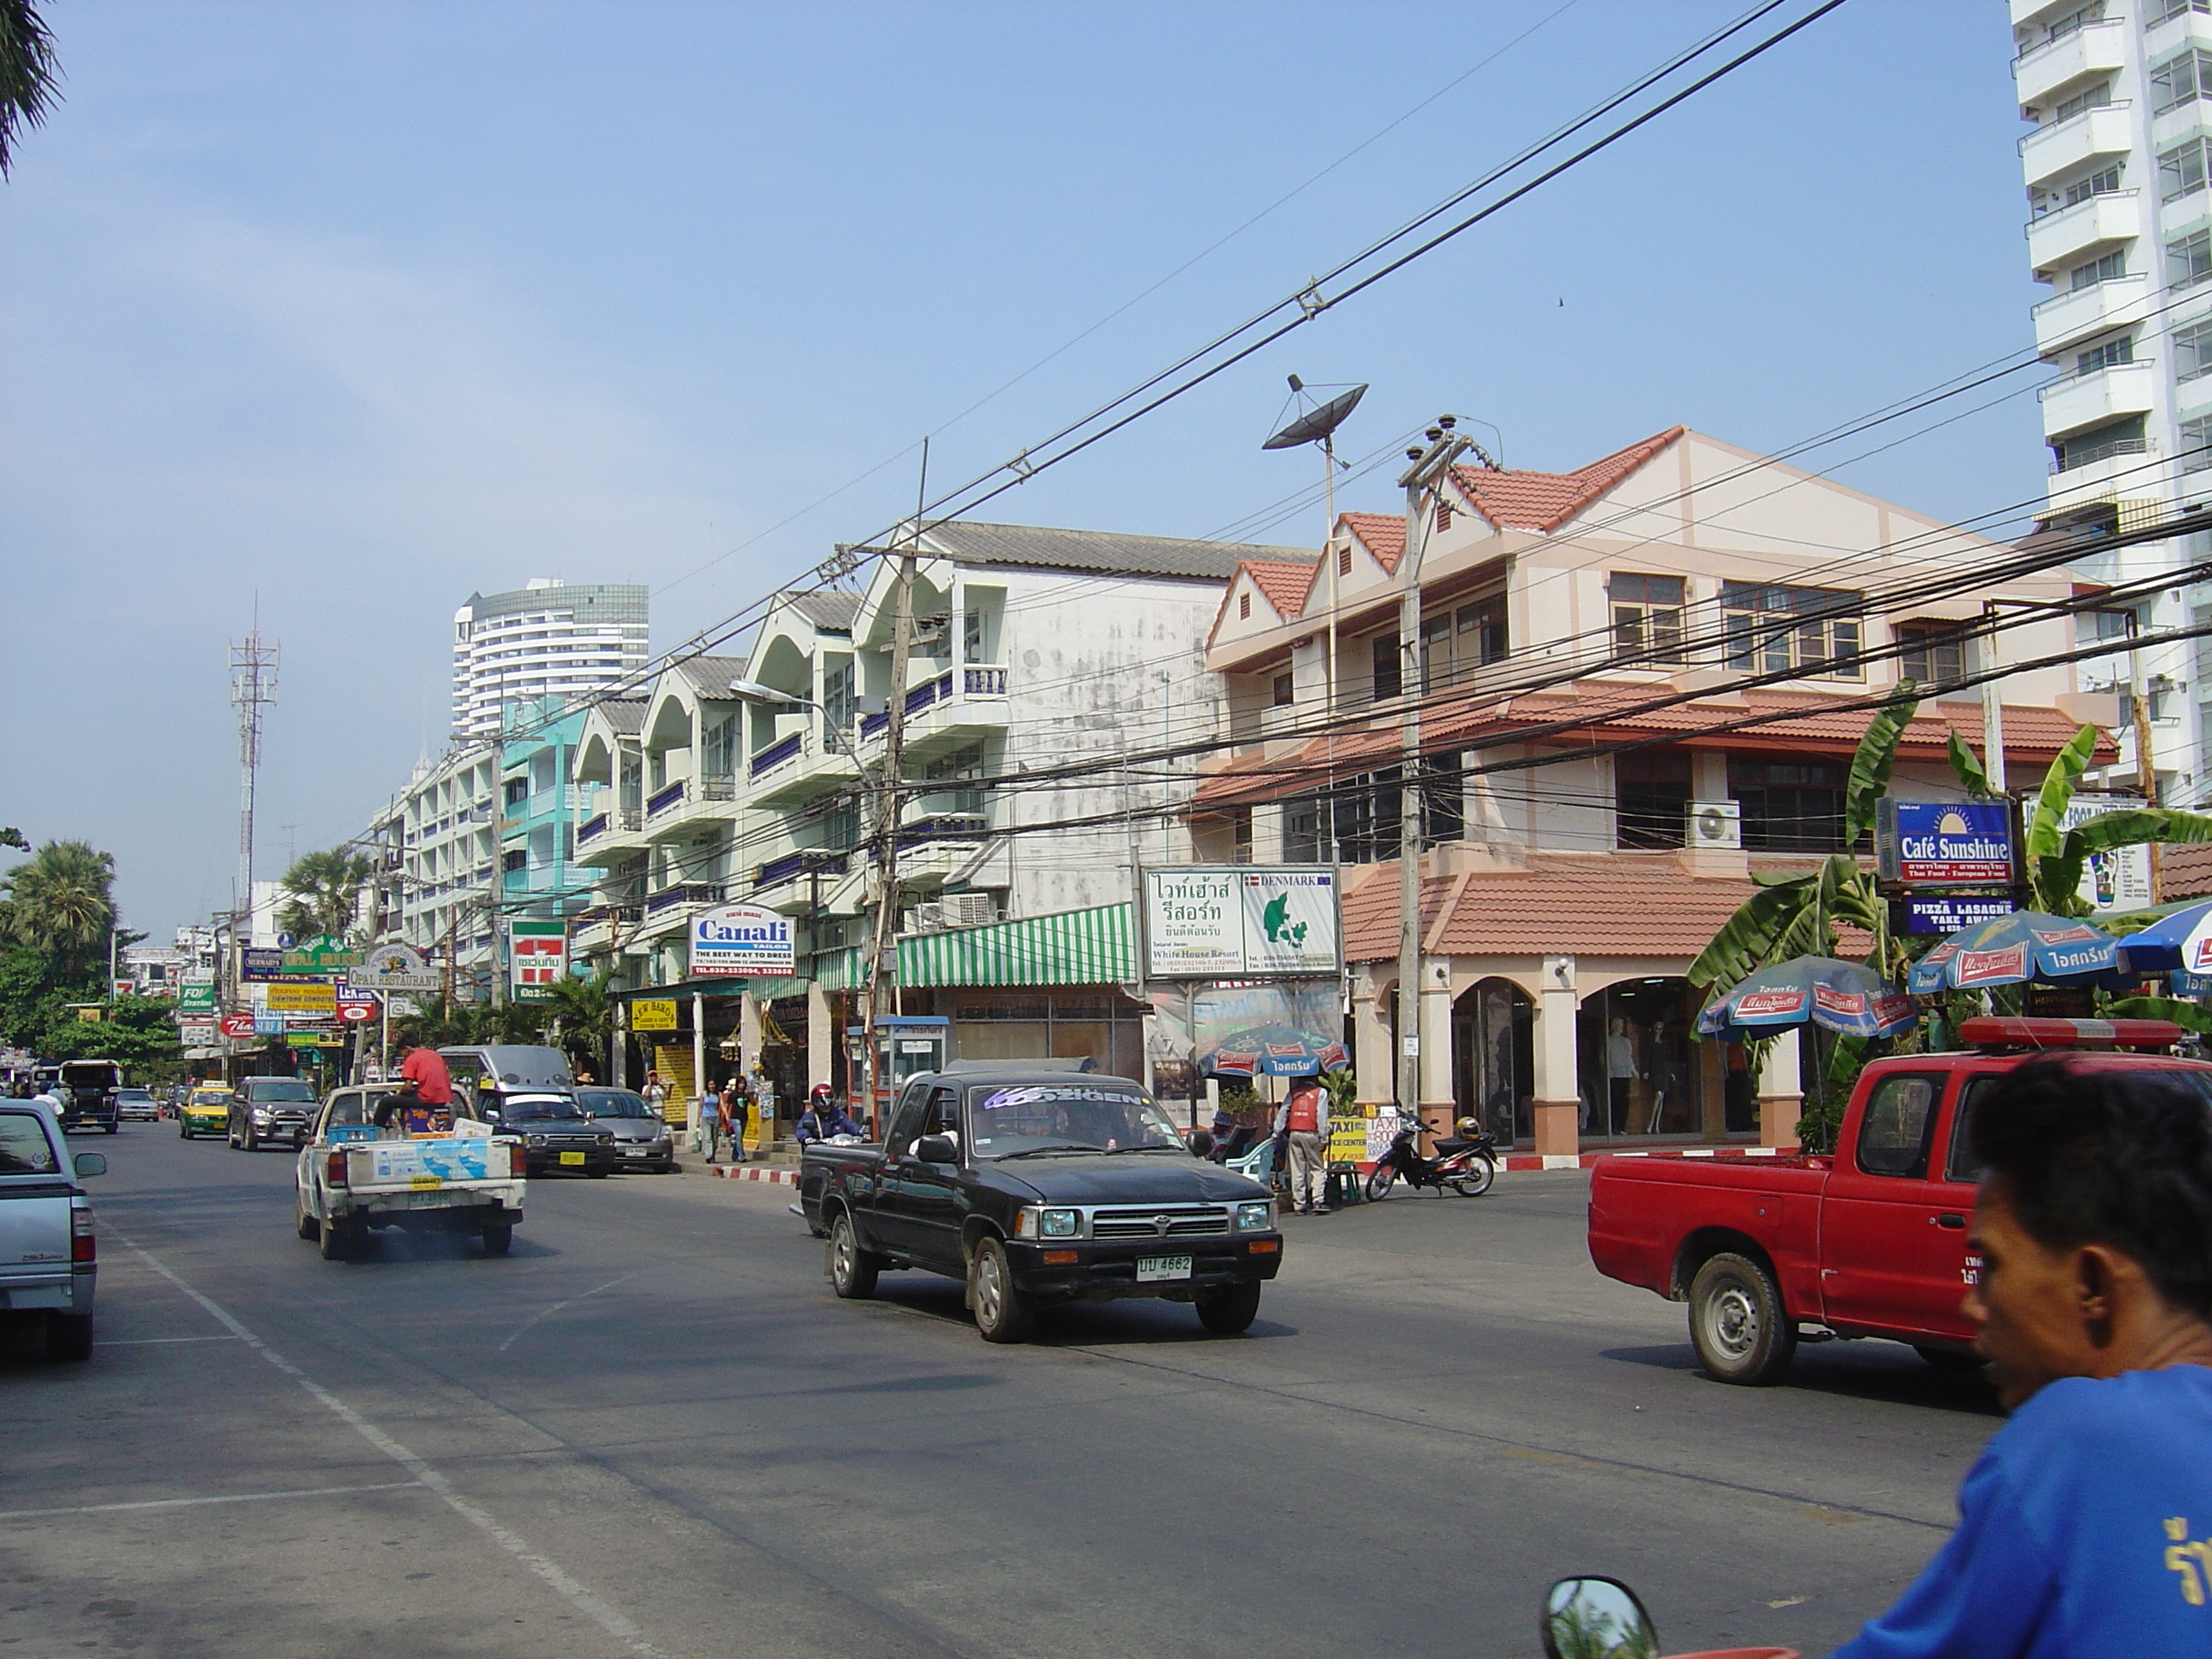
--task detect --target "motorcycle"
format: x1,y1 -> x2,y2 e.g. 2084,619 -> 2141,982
1540,1575 -> 1797,1658
1363,1110 -> 1497,1200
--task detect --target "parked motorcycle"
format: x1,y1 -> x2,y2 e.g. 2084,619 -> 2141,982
1540,1575 -> 1797,1659
1364,1110 -> 1497,1200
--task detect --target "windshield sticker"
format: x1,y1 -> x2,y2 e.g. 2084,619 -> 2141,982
977,1086 -> 1149,1110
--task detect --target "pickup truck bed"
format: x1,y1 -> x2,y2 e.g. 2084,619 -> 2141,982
295,1087 -> 526,1260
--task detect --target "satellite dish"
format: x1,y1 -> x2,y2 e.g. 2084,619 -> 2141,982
1263,382 -> 1367,451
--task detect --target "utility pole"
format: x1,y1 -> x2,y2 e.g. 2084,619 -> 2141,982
1394,420 -> 1470,1121
2128,606 -> 2163,898
864,440 -> 928,1130
230,613 -> 279,940
1977,602 -> 2007,797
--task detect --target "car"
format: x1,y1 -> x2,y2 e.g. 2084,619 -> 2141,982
54,1061 -> 123,1135
294,1086 -> 526,1259
480,1093 -> 617,1177
114,1088 -> 160,1123
1,1096 -> 106,1360
179,1088 -> 231,1139
228,1076 -> 319,1150
575,1087 -> 676,1171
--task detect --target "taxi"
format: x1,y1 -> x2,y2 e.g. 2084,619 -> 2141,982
178,1088 -> 234,1140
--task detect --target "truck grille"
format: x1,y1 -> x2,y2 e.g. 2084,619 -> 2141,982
1090,1204 -> 1231,1240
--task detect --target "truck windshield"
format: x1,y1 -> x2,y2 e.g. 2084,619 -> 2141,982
248,1080 -> 317,1103
503,1097 -> 586,1122
964,1084 -> 1185,1160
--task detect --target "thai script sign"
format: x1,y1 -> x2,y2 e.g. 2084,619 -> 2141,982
690,905 -> 795,980
509,921 -> 568,1000
1141,865 -> 1341,978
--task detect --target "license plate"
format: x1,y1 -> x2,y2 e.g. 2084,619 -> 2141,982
559,1151 -> 586,1167
622,1145 -> 647,1156
1136,1254 -> 1193,1283
409,1175 -> 441,1191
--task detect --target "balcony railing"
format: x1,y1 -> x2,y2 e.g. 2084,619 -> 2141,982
858,664 -> 1009,739
699,775 -> 736,800
577,812 -> 608,845
643,882 -> 723,915
2039,354 -> 2155,399
2052,435 -> 2150,473
754,849 -> 848,888
749,733 -> 803,777
963,666 -> 1007,696
646,780 -> 686,818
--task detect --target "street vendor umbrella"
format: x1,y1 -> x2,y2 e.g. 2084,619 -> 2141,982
1199,1023 -> 1350,1078
1906,911 -> 2122,994
1697,955 -> 1916,1040
2116,899 -> 2212,975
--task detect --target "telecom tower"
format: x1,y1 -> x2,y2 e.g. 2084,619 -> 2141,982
229,620 -> 279,929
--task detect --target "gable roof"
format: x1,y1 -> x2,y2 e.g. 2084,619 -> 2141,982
785,591 -> 861,632
1341,513 -> 1406,574
1243,560 -> 1317,618
662,655 -> 751,701
597,698 -> 646,736
1448,426 -> 1684,533
918,520 -> 1312,581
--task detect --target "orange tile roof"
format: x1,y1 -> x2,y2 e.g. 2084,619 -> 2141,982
1243,559 -> 1316,618
2162,841 -> 2212,903
1342,513 -> 1406,574
1448,427 -> 1685,533
1191,686 -> 2114,812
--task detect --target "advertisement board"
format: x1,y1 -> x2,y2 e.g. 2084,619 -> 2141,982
631,998 -> 678,1032
1141,866 -> 1341,979
348,943 -> 441,994
509,921 -> 568,1000
265,981 -> 336,1014
1905,895 -> 2016,935
178,980 -> 218,1014
1150,979 -> 1347,1077
1877,800 -> 2016,885
178,1022 -> 219,1045
2060,793 -> 2157,913
241,948 -> 283,982
689,905 -> 796,979
280,935 -> 364,975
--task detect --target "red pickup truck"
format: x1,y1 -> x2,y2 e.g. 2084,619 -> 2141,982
1587,1017 -> 2212,1385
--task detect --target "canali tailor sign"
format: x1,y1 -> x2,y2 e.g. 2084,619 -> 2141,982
690,904 -> 796,979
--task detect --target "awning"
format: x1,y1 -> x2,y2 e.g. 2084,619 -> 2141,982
898,903 -> 1135,988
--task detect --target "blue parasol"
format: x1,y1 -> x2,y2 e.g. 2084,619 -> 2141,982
1697,955 -> 1916,1041
2115,899 -> 2212,975
1199,1023 -> 1350,1079
1906,911 -> 2122,994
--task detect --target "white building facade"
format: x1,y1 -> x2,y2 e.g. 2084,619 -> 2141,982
363,743 -> 504,1001
451,579 -> 649,739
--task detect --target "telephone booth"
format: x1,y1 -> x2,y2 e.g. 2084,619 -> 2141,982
848,1016 -> 953,1132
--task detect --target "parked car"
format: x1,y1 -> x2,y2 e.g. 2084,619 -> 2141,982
228,1076 -> 319,1150
1,1096 -> 106,1360
1586,1016 -> 2212,1384
575,1087 -> 676,1172
179,1087 -> 232,1139
114,1088 -> 160,1123
475,1093 -> 617,1177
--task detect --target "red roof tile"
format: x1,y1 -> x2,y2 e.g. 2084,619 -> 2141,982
1342,513 -> 1406,574
1243,559 -> 1316,618
1449,427 -> 1685,533
2161,841 -> 2212,903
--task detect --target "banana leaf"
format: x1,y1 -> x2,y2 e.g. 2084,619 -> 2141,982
2027,724 -> 2101,864
1687,875 -> 1816,989
1946,726 -> 1994,799
2040,808 -> 2212,913
1845,689 -> 1919,848
2103,995 -> 2212,1035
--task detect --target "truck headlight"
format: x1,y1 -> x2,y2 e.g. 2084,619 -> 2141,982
526,1134 -> 547,1148
1015,1207 -> 1082,1239
253,1111 -> 272,1125
1237,1201 -> 1274,1231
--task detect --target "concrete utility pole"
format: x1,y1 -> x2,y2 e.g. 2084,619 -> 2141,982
1977,602 -> 2007,797
864,441 -> 928,1128
1394,421 -> 1470,1120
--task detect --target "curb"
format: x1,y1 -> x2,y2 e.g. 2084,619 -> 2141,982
705,1164 -> 800,1187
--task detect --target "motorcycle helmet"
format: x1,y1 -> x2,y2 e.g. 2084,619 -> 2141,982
1457,1116 -> 1478,1135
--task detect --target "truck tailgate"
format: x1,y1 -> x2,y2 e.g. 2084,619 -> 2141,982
1588,1156 -> 1827,1304
0,1184 -> 75,1270
348,1138 -> 516,1190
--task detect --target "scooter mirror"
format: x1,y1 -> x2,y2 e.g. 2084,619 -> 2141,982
1541,1576 -> 1658,1659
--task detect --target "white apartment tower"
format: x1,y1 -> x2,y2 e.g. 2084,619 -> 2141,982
2014,0 -> 2208,805
451,579 -> 649,738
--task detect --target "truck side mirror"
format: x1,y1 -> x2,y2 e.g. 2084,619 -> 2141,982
915,1134 -> 958,1165
73,1152 -> 107,1179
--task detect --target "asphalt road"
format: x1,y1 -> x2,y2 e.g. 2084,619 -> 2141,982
2,1127 -> 2002,1659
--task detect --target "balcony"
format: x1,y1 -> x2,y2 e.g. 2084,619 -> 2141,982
2019,101 -> 2133,189
2014,18 -> 2127,112
2046,437 -> 2156,515
577,812 -> 609,845
2032,271 -> 2151,353
859,663 -> 1011,760
749,732 -> 802,778
2026,189 -> 2139,275
643,882 -> 724,916
646,780 -> 686,818
753,848 -> 849,903
2040,358 -> 2158,438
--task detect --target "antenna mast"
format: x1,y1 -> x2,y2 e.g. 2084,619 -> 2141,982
230,614 -> 279,933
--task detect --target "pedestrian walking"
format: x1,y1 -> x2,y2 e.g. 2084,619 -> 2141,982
725,1077 -> 751,1164
1273,1077 -> 1330,1214
642,1070 -> 669,1121
696,1081 -> 725,1164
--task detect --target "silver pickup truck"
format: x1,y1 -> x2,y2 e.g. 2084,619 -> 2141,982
1,1097 -> 107,1360
294,1085 -> 527,1260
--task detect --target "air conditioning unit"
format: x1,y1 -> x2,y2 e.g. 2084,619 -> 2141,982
1686,800 -> 1742,849
942,893 -> 998,928
907,901 -> 946,934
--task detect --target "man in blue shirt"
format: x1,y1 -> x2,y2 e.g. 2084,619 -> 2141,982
1832,1057 -> 2212,1658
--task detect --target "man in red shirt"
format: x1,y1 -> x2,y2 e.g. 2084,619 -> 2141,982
377,1035 -> 453,1135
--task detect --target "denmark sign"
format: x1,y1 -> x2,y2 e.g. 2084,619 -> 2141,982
690,905 -> 795,979
1141,866 -> 1341,979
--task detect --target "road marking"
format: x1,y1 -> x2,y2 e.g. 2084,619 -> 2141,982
116,1235 -> 664,1658
497,1271 -> 642,1352
0,1481 -> 422,1519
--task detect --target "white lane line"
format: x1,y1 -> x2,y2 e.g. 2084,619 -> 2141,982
497,1272 -> 642,1353
102,1335 -> 245,1345
117,1235 -> 664,1659
0,1482 -> 424,1520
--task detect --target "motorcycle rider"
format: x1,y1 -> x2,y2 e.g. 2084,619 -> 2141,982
795,1085 -> 864,1147
1830,1056 -> 2212,1658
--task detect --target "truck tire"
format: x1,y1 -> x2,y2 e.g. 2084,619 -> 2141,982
45,1313 -> 92,1362
318,1218 -> 357,1262
827,1211 -> 881,1299
1196,1282 -> 1262,1335
969,1237 -> 1035,1343
1688,1251 -> 1796,1385
242,1120 -> 259,1152
480,1225 -> 514,1256
295,1196 -> 320,1241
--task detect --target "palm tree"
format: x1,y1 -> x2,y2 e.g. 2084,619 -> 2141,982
276,848 -> 373,941
539,966 -> 613,1079
0,2 -> 59,178
2,841 -> 115,979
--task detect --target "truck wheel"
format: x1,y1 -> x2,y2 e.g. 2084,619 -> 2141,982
1364,1167 -> 1398,1202
45,1313 -> 92,1362
242,1121 -> 259,1152
970,1237 -> 1034,1343
1196,1282 -> 1262,1335
827,1212 -> 881,1299
1688,1252 -> 1796,1385
318,1219 -> 356,1262
295,1197 -> 320,1241
480,1225 -> 514,1256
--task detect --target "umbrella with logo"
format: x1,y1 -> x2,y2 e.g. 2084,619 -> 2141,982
1906,911 -> 2123,994
1696,955 -> 1917,1040
2114,899 -> 2212,975
1198,1023 -> 1350,1078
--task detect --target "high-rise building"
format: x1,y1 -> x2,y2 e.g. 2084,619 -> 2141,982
2014,0 -> 2205,803
451,579 -> 649,738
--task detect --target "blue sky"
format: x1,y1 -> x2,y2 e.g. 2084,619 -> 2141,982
1,0 -> 2039,939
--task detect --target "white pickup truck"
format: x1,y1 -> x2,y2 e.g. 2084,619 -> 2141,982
294,1085 -> 526,1260
2,1097 -> 107,1359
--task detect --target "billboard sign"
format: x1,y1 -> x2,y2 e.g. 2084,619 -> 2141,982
281,934 -> 364,975
348,943 -> 441,994
218,1012 -> 258,1039
509,921 -> 568,1000
2060,793 -> 2157,913
265,981 -> 336,1014
178,980 -> 218,1014
631,998 -> 678,1032
1877,800 -> 2015,885
1142,866 -> 1341,979
241,947 -> 283,982
690,905 -> 795,980
1905,895 -> 2017,934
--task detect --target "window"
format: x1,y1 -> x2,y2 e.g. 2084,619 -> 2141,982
2053,414 -> 2147,471
1287,768 -> 1405,864
2186,415 -> 2212,473
1419,613 -> 1453,691
822,660 -> 855,731
2172,230 -> 2212,291
502,849 -> 527,874
2071,248 -> 2128,291
2075,336 -> 2134,376
1371,632 -> 1401,701
2164,139 -> 2212,204
700,713 -> 737,779
1897,624 -> 1967,684
2179,319 -> 2212,381
963,605 -> 986,662
1719,583 -> 1862,678
2066,165 -> 2122,207
2053,79 -> 2114,123
1284,797 -> 1322,863
1230,806 -> 1254,864
1272,670 -> 1295,707
921,742 -> 988,820
2151,0 -> 2211,21
1856,1074 -> 1944,1179
1730,756 -> 1848,852
1458,595 -> 1509,666
2155,51 -> 2212,116
1420,754 -> 1464,844
1610,573 -> 1686,663
2042,0 -> 2105,38
1615,748 -> 1693,849
504,777 -> 527,806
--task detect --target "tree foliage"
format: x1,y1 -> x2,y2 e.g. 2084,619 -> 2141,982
538,967 -> 613,1077
3,841 -> 115,979
0,0 -> 58,179
276,847 -> 372,941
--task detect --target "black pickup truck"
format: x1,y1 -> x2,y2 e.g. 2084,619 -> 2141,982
800,1066 -> 1284,1342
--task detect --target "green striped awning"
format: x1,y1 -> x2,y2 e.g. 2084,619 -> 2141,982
898,903 -> 1135,988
